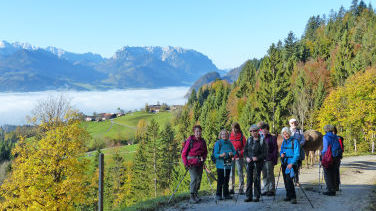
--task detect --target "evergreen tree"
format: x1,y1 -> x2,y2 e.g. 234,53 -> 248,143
131,138 -> 152,202
256,43 -> 291,133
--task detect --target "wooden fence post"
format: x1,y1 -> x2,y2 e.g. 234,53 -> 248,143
99,153 -> 104,211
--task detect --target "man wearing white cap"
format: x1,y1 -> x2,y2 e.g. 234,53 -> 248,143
289,118 -> 305,185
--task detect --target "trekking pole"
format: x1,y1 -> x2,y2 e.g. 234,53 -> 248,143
204,165 -> 218,204
318,163 -> 322,194
168,168 -> 188,203
234,161 -> 245,204
273,164 -> 282,201
256,161 -> 263,202
296,182 -> 314,208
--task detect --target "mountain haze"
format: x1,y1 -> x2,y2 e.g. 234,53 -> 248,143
0,41 -> 220,91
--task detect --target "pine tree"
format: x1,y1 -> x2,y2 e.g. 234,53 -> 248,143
256,43 -> 291,133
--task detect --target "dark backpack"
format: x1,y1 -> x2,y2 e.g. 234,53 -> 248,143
331,136 -> 343,158
295,129 -> 305,161
211,141 -> 222,164
321,145 -> 333,168
181,138 -> 193,155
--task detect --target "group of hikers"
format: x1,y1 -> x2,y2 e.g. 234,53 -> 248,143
181,119 -> 344,205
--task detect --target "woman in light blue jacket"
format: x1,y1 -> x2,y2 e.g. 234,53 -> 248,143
280,127 -> 300,204
214,129 -> 236,200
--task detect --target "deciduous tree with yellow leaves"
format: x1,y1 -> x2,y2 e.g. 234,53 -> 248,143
317,67 -> 376,153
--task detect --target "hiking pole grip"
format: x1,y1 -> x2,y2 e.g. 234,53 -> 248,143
168,169 -> 188,203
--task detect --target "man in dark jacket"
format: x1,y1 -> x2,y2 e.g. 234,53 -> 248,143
261,123 -> 278,196
244,124 -> 267,202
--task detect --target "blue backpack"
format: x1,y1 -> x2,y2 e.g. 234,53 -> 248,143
330,136 -> 343,158
211,141 -> 222,164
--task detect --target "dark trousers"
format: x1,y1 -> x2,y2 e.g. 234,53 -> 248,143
189,165 -> 203,194
282,164 -> 297,199
217,168 -> 231,197
324,157 -> 341,193
245,161 -> 263,199
294,160 -> 302,183
336,159 -> 341,190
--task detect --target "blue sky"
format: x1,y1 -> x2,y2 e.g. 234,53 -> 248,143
0,0 -> 372,69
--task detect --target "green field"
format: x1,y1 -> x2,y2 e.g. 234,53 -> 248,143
87,144 -> 138,164
82,111 -> 174,150
82,111 -> 173,140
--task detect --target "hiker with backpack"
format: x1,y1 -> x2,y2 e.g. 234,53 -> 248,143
181,125 -> 208,203
289,118 -> 305,185
213,129 -> 236,200
260,123 -> 278,196
333,126 -> 344,192
244,124 -> 267,202
229,122 -> 247,195
321,124 -> 343,196
280,127 -> 300,204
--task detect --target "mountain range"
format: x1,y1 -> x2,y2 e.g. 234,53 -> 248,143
0,41 -> 230,92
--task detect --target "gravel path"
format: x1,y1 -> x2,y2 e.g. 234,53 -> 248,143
164,155 -> 376,211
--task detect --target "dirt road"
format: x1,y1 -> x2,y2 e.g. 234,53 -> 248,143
165,155 -> 376,211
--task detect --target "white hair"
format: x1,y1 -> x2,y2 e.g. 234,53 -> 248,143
281,127 -> 291,136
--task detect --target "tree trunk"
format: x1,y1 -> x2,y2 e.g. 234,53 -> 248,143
354,139 -> 357,153
154,143 -> 157,198
372,133 -> 375,154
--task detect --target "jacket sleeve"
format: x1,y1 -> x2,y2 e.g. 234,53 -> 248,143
280,140 -> 285,157
244,138 -> 249,158
202,140 -> 208,161
181,139 -> 190,167
322,135 -> 329,156
230,142 -> 236,156
240,135 -> 247,157
214,141 -> 221,159
272,136 -> 278,165
259,141 -> 267,161
291,139 -> 300,165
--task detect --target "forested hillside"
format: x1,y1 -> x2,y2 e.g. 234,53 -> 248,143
1,1 -> 376,210
124,1 -> 376,208
177,0 -> 376,154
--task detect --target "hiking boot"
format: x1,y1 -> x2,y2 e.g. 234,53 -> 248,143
229,189 -> 235,194
283,197 -> 291,201
267,191 -> 275,196
216,195 -> 223,201
323,191 -> 336,196
194,193 -> 201,202
291,198 -> 297,204
190,193 -> 198,204
244,197 -> 253,202
253,198 -> 260,202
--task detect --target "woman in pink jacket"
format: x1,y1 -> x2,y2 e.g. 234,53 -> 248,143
181,125 -> 208,203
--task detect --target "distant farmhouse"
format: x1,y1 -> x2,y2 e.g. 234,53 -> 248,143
85,113 -> 118,122
84,104 -> 183,121
147,104 -> 183,113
